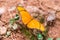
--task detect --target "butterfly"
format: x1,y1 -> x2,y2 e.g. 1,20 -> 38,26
17,6 -> 45,32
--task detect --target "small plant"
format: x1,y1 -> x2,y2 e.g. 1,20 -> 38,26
9,14 -> 19,24
37,33 -> 43,40
40,17 -> 45,24
14,14 -> 19,20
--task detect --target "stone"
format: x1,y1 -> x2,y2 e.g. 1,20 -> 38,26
0,27 -> 7,35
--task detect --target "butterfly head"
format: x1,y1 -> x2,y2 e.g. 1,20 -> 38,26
17,5 -> 25,12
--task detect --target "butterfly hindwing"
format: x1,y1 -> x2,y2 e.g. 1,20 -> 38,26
27,19 -> 45,31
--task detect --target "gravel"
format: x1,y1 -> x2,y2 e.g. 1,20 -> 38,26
0,27 -> 7,35
0,0 -> 60,40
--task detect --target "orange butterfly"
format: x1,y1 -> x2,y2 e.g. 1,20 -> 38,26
17,6 -> 45,32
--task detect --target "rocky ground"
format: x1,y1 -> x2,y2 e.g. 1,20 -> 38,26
0,0 -> 60,40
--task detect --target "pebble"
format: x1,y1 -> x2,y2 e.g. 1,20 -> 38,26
0,7 -> 6,15
26,6 -> 39,13
6,31 -> 11,37
12,23 -> 18,30
56,12 -> 60,19
0,27 -> 7,35
47,12 -> 56,21
8,6 -> 16,12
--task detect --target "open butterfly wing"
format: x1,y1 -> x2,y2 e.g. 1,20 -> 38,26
27,19 -> 45,31
17,6 -> 33,24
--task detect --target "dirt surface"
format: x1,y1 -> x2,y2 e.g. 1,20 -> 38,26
0,0 -> 60,40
